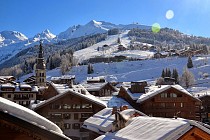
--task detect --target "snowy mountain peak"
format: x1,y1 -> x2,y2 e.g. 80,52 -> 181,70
0,30 -> 28,41
57,20 -> 110,40
88,20 -> 102,27
42,29 -> 51,34
32,29 -> 56,42
0,31 -> 28,47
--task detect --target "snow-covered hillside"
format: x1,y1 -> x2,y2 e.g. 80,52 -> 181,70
0,31 -> 28,47
57,20 -> 150,40
74,30 -> 154,63
0,29 -> 56,65
20,55 -> 210,96
58,20 -> 112,40
0,20 -> 151,65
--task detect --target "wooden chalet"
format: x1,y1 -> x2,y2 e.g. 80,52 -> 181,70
82,82 -> 118,97
95,116 -> 210,140
34,84 -> 106,140
83,107 -> 146,139
0,83 -> 38,107
179,49 -> 195,57
118,82 -> 201,121
86,76 -> 105,83
0,76 -> 16,82
51,75 -> 75,85
118,44 -> 127,51
154,52 -> 168,59
199,95 -> 210,124
0,97 -> 70,140
23,75 -> 36,86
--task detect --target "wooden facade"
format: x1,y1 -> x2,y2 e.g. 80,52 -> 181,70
118,85 -> 201,121
178,127 -> 210,140
0,84 -> 38,107
0,111 -> 69,140
199,95 -> 210,124
85,82 -> 118,97
35,91 -> 106,140
42,83 -> 59,100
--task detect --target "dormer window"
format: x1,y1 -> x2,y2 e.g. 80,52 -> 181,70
160,93 -> 167,98
170,93 -> 177,98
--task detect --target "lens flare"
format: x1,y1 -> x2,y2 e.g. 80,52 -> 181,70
166,10 -> 174,20
152,23 -> 161,33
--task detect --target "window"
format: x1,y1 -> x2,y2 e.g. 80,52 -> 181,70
63,104 -> 71,109
63,113 -> 71,119
64,123 -> 71,129
73,123 -> 80,129
8,94 -> 11,98
74,113 -> 79,120
160,93 -> 167,98
72,104 -> 80,109
81,104 -> 92,109
170,93 -> 177,98
81,113 -> 92,119
181,102 -> 184,108
50,104 -> 61,109
50,113 -> 62,119
30,94 -> 33,98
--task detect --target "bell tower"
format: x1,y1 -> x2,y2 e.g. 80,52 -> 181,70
34,42 -> 46,87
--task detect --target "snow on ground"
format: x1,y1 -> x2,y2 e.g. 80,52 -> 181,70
110,50 -> 154,59
73,30 -> 154,63
20,55 -> 210,95
74,31 -> 129,63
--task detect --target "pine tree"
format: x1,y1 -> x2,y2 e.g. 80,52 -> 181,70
172,69 -> 179,83
168,68 -> 171,77
117,37 -> 121,44
187,56 -> 193,68
165,68 -> 171,77
161,69 -> 165,78
87,64 -> 94,74
24,60 -> 28,73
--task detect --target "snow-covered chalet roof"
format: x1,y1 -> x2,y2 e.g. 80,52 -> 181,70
51,75 -> 75,81
0,97 -> 70,139
82,82 -> 109,91
19,84 -> 32,89
83,108 -> 146,134
96,96 -> 133,108
95,116 -> 210,140
87,76 -> 104,82
122,84 -> 200,103
35,83 -> 107,110
1,84 -> 15,88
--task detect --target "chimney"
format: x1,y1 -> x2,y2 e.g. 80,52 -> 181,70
130,81 -> 147,93
112,106 -> 118,115
120,105 -> 128,111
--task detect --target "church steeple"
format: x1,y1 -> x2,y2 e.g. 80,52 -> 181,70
34,42 -> 46,87
38,42 -> 43,58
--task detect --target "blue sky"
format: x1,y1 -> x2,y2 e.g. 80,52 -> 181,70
1,0 -> 210,38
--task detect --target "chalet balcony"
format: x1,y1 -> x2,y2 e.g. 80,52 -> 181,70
14,96 -> 30,100
144,108 -> 196,113
154,97 -> 188,102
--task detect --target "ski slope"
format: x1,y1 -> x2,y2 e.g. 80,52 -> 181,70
73,30 -> 154,63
